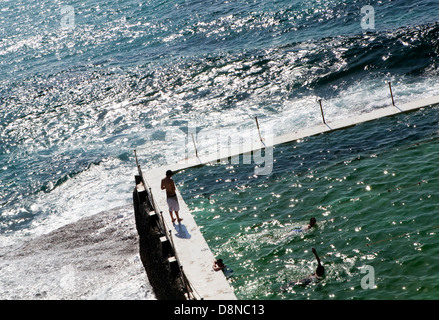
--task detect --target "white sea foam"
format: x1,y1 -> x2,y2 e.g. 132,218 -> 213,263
0,206 -> 155,300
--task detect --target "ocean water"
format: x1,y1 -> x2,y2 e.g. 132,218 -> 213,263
1,0 -> 439,299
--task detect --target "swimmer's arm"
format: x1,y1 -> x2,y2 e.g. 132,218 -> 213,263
312,248 -> 321,266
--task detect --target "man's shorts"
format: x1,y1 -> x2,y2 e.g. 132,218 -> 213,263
167,195 -> 180,212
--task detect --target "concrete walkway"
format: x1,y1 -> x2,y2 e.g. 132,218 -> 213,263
143,168 -> 237,300
160,95 -> 439,171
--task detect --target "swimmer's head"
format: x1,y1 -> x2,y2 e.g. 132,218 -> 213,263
166,170 -> 173,177
310,217 -> 317,227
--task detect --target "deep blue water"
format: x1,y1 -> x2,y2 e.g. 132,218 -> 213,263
1,0 -> 439,299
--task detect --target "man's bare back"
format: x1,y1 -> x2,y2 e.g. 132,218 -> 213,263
161,176 -> 176,197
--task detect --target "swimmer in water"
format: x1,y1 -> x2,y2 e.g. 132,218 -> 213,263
305,217 -> 317,230
290,217 -> 317,233
297,248 -> 325,286
283,247 -> 325,289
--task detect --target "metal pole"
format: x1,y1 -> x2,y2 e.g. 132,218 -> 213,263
134,149 -> 142,177
388,81 -> 395,106
191,133 -> 199,158
255,116 -> 263,142
318,99 -> 326,124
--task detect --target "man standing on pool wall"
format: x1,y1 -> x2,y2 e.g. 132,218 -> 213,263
161,170 -> 183,223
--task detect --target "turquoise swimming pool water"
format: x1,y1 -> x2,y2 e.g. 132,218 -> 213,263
178,106 -> 439,300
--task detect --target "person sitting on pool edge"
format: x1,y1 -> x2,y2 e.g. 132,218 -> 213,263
213,259 -> 226,272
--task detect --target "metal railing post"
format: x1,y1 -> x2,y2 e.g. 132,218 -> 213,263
388,81 -> 395,106
318,99 -> 326,124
